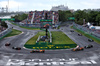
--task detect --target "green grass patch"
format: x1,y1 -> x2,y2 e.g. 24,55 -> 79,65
25,31 -> 46,45
70,26 -> 73,29
57,26 -> 60,29
51,31 -> 76,44
19,26 -> 40,30
11,22 -> 19,26
24,31 -> 77,50
72,26 -> 100,44
5,29 -> 22,37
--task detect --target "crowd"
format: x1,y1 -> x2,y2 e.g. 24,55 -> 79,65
25,11 -> 59,24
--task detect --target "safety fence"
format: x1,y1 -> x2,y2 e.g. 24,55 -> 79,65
0,23 -> 12,40
11,21 -> 61,28
11,22 -> 41,28
24,44 -> 77,50
73,25 -> 100,43
73,23 -> 100,39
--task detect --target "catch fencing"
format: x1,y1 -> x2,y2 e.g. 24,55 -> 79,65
73,22 -> 100,39
0,23 -> 12,40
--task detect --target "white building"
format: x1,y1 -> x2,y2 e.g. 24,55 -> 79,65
51,5 -> 69,11
51,5 -> 74,12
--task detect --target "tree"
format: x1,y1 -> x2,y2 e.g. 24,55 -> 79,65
59,10 -> 73,22
1,21 -> 8,28
74,10 -> 88,25
11,13 -> 28,22
96,14 -> 100,25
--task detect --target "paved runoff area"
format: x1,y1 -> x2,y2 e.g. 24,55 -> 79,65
0,21 -> 100,66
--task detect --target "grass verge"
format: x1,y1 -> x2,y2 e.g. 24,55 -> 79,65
51,31 -> 76,44
24,31 -> 77,49
5,29 -> 22,37
25,31 -> 46,45
72,26 -> 100,44
19,26 -> 40,30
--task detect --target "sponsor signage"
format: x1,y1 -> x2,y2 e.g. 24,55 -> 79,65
68,17 -> 75,20
40,19 -> 52,22
1,18 -> 15,21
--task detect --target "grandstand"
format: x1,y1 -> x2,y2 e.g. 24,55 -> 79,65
23,11 -> 59,28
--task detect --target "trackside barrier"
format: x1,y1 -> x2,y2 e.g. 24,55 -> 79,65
73,23 -> 100,38
48,30 -> 52,43
0,23 -> 12,40
73,26 -> 100,43
11,22 -> 41,28
12,22 -> 40,29
24,44 -> 77,50
36,35 -> 40,43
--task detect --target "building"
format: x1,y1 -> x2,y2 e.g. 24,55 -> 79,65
51,5 -> 74,12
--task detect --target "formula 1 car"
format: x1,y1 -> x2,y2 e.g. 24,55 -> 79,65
30,50 -> 45,53
78,34 -> 82,36
5,42 -> 11,46
70,30 -> 74,32
72,47 -> 84,51
84,45 -> 93,48
12,47 -> 21,50
88,39 -> 94,42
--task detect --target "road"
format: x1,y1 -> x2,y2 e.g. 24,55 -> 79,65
0,22 -> 100,66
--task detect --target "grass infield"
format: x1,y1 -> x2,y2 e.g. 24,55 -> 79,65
19,26 -> 40,30
25,31 -> 77,49
51,31 -> 76,44
25,31 -> 46,45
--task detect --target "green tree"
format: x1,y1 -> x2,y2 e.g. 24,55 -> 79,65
1,21 -> 8,28
11,13 -> 28,21
96,14 -> 100,25
74,10 -> 89,25
59,10 -> 73,22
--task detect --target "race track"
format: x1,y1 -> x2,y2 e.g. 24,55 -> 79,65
0,22 -> 100,66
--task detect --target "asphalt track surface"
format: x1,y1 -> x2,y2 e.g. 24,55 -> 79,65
0,22 -> 100,66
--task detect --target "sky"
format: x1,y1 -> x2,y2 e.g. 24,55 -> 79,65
0,0 -> 100,12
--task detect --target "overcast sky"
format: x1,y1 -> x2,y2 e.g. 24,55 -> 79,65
0,0 -> 100,12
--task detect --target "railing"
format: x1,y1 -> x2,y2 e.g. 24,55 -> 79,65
0,23 -> 12,40
73,22 -> 100,39
11,22 -> 41,28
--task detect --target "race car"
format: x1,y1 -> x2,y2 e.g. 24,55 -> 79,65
84,45 -> 93,48
78,34 -> 82,36
72,47 -> 84,51
88,39 -> 94,42
70,30 -> 74,32
5,42 -> 11,46
30,50 -> 45,53
12,47 -> 21,50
